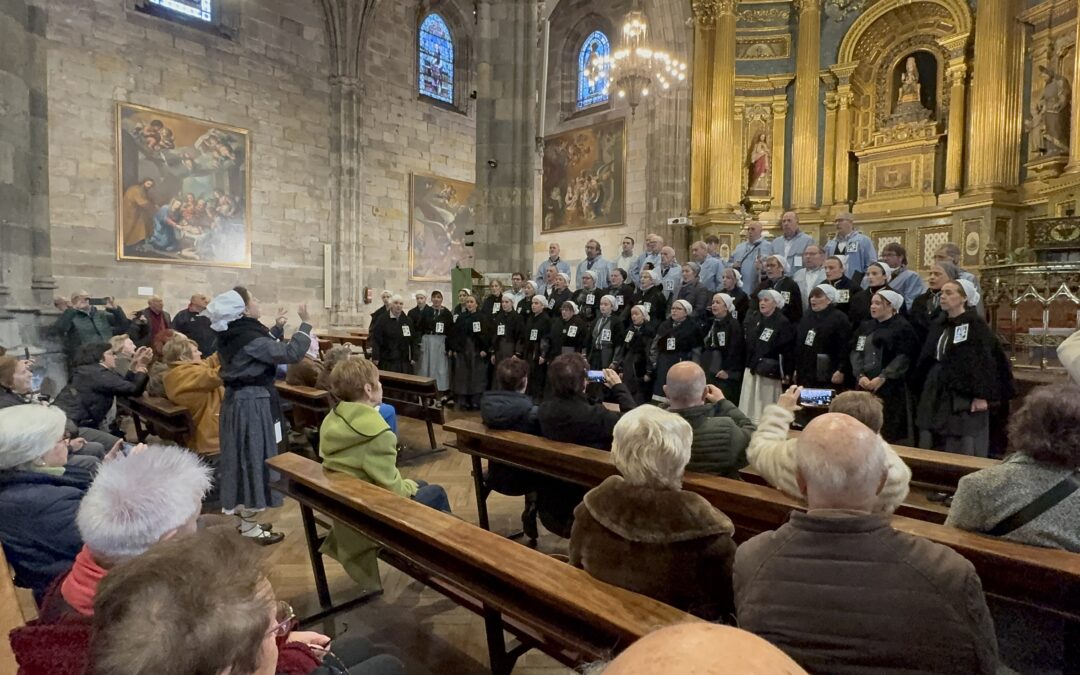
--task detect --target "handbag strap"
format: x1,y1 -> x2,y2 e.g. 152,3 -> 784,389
986,469 -> 1080,537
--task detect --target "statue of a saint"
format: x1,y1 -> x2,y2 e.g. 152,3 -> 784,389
1028,66 -> 1072,157
747,133 -> 770,193
897,56 -> 921,104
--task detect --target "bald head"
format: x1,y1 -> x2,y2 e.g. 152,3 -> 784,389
663,362 -> 706,409
660,246 -> 676,265
795,413 -> 887,511
598,623 -> 807,675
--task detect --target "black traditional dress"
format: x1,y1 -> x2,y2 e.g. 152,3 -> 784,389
850,315 -> 920,444
652,318 -> 703,391
587,313 -> 623,370
702,314 -> 746,403
739,311 -> 796,423
794,305 -> 851,388
521,312 -> 551,400
370,312 -> 416,374
449,309 -> 490,406
612,321 -> 656,404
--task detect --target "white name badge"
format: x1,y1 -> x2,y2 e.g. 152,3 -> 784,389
435,322 -> 444,334
856,335 -> 867,352
273,421 -> 283,444
954,324 -> 969,344
492,304 -> 500,314
401,326 -> 411,337
497,324 -> 506,336
804,329 -> 816,346
548,298 -> 555,309
601,329 -> 611,342
472,321 -> 481,333
642,302 -> 652,314
586,294 -> 595,305
664,279 -> 674,291
837,290 -> 850,303
717,331 -> 726,347
666,337 -> 676,351
781,291 -> 791,304
530,328 -> 538,341
567,325 -> 578,338
848,242 -> 859,252
760,328 -> 774,342
793,255 -> 803,268
615,296 -> 624,307
624,330 -> 635,343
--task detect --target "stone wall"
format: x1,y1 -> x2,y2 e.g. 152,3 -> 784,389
42,0 -> 333,323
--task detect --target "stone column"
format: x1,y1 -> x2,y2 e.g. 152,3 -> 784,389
821,77 -> 838,210
791,0 -> 822,210
329,75 -> 364,325
1067,14 -> 1080,172
689,0 -> 716,214
770,99 -> 788,203
944,61 -> 968,193
707,0 -> 737,211
967,0 -> 1024,191
474,0 -> 536,273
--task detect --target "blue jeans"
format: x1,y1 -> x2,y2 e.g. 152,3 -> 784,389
411,479 -> 451,513
378,403 -> 398,435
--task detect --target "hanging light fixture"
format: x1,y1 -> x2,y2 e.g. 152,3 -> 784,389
583,3 -> 687,116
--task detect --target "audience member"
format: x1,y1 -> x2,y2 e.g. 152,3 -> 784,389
0,405 -> 97,599
171,293 -> 217,356
570,406 -> 736,620
144,328 -> 175,396
747,387 -> 911,513
162,333 -> 224,456
107,335 -> 136,375
53,292 -> 122,361
315,344 -> 352,391
208,288 -> 311,544
53,342 -> 153,431
128,295 -> 172,349
320,358 -> 450,588
90,527 -> 406,675
585,623 -> 807,675
734,413 -> 999,674
947,383 -> 1080,552
286,334 -> 323,387
480,357 -> 541,543
662,362 -> 755,478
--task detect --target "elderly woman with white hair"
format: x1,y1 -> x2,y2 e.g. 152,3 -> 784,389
739,290 -> 797,423
587,294 -> 623,371
751,254 -> 802,325
208,287 -> 311,544
569,405 -> 736,620
851,289 -> 921,444
0,405 -> 97,599
637,268 -> 668,327
573,270 -> 602,323
793,284 -> 851,390
652,299 -> 703,392
370,293 -> 417,374
611,304 -> 656,403
914,279 -> 1015,456
703,293 -> 747,403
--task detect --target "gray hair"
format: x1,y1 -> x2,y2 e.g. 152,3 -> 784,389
77,445 -> 213,563
612,406 -> 692,490
935,242 -> 962,263
389,294 -> 404,304
0,405 -> 66,470
795,421 -> 886,505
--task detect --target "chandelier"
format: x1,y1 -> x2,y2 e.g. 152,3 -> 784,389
584,6 -> 687,115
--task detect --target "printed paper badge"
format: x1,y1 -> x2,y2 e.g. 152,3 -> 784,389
530,329 -> 538,341
954,324 -> 969,344
760,328 -> 774,342
586,295 -> 595,305
567,325 -> 578,337
804,329 -> 816,346
856,335 -> 867,351
601,329 -> 611,342
849,242 -> 858,252
666,337 -> 676,351
624,331 -> 635,343
435,322 -> 444,334
838,290 -> 850,303
717,331 -> 726,346
497,324 -> 505,336
472,321 -> 481,332
401,326 -> 411,337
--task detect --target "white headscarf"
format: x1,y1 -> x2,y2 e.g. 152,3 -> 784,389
715,293 -> 735,314
600,294 -> 617,309
583,270 -> 599,285
672,299 -> 693,316
729,268 -> 743,285
524,280 -> 538,293
760,289 -> 786,309
632,304 -> 651,322
557,272 -> 571,285
956,279 -> 981,307
766,254 -> 789,275
813,284 -> 838,304
563,301 -> 578,314
869,261 -> 894,280
877,289 -> 904,312
501,292 -> 516,303
205,290 -> 246,332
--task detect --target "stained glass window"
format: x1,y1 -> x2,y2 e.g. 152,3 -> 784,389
419,14 -> 455,104
577,31 -> 611,110
148,0 -> 212,22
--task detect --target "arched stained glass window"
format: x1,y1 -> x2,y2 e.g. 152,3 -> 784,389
148,0 -> 212,22
577,31 -> 611,110
419,14 -> 455,104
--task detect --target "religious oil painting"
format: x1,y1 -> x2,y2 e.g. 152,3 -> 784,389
542,118 -> 626,233
116,102 -> 251,267
409,173 -> 476,282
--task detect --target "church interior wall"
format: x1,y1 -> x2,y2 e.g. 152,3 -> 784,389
41,0 -> 334,323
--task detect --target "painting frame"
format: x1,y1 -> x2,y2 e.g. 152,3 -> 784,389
870,229 -> 907,257
409,172 -> 476,282
541,118 -> 627,234
115,101 -> 253,268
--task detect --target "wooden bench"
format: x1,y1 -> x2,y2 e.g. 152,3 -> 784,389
267,453 -> 698,674
444,419 -> 1080,651
0,545 -> 28,674
117,395 -> 195,447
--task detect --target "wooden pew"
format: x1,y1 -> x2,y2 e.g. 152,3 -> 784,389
117,395 -> 195,447
444,419 -> 1080,641
0,545 -> 28,674
267,453 -> 698,674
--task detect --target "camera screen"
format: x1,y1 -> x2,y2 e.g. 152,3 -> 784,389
586,370 -> 605,382
799,388 -> 834,407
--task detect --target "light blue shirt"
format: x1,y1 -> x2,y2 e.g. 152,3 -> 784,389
730,238 -> 772,294
629,251 -> 662,286
576,256 -> 613,291
773,231 -> 815,275
535,257 -> 571,287
695,256 -> 725,292
823,231 -> 877,278
658,263 -> 682,300
793,266 -> 827,311
862,267 -> 925,310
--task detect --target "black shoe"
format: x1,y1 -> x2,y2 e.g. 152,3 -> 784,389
521,499 -> 539,543
244,528 -> 285,546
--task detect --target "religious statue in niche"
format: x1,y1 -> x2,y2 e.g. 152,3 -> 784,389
1028,65 -> 1072,157
747,133 -> 771,195
888,53 -> 935,126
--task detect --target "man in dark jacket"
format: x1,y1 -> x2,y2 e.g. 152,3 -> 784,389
53,343 -> 153,431
480,357 -> 542,542
53,292 -> 125,360
662,361 -> 755,478
128,296 -> 172,349
733,413 -> 1000,674
171,293 -> 217,357
536,353 -> 636,537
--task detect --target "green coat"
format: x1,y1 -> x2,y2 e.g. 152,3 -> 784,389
663,400 -> 756,479
318,400 -> 418,590
54,308 -> 114,353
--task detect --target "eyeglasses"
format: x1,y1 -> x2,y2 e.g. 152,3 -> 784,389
268,600 -> 295,638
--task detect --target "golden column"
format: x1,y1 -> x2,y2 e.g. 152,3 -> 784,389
944,60 -> 968,193
967,0 -> 1024,191
689,0 -> 717,213
830,64 -> 857,207
770,98 -> 788,203
791,0 -> 822,210
1067,14 -> 1080,173
708,0 -> 738,211
821,76 -> 838,210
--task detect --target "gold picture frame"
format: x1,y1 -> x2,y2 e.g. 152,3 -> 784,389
870,229 -> 907,256
409,173 -> 476,282
542,118 -> 627,233
116,102 -> 252,268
